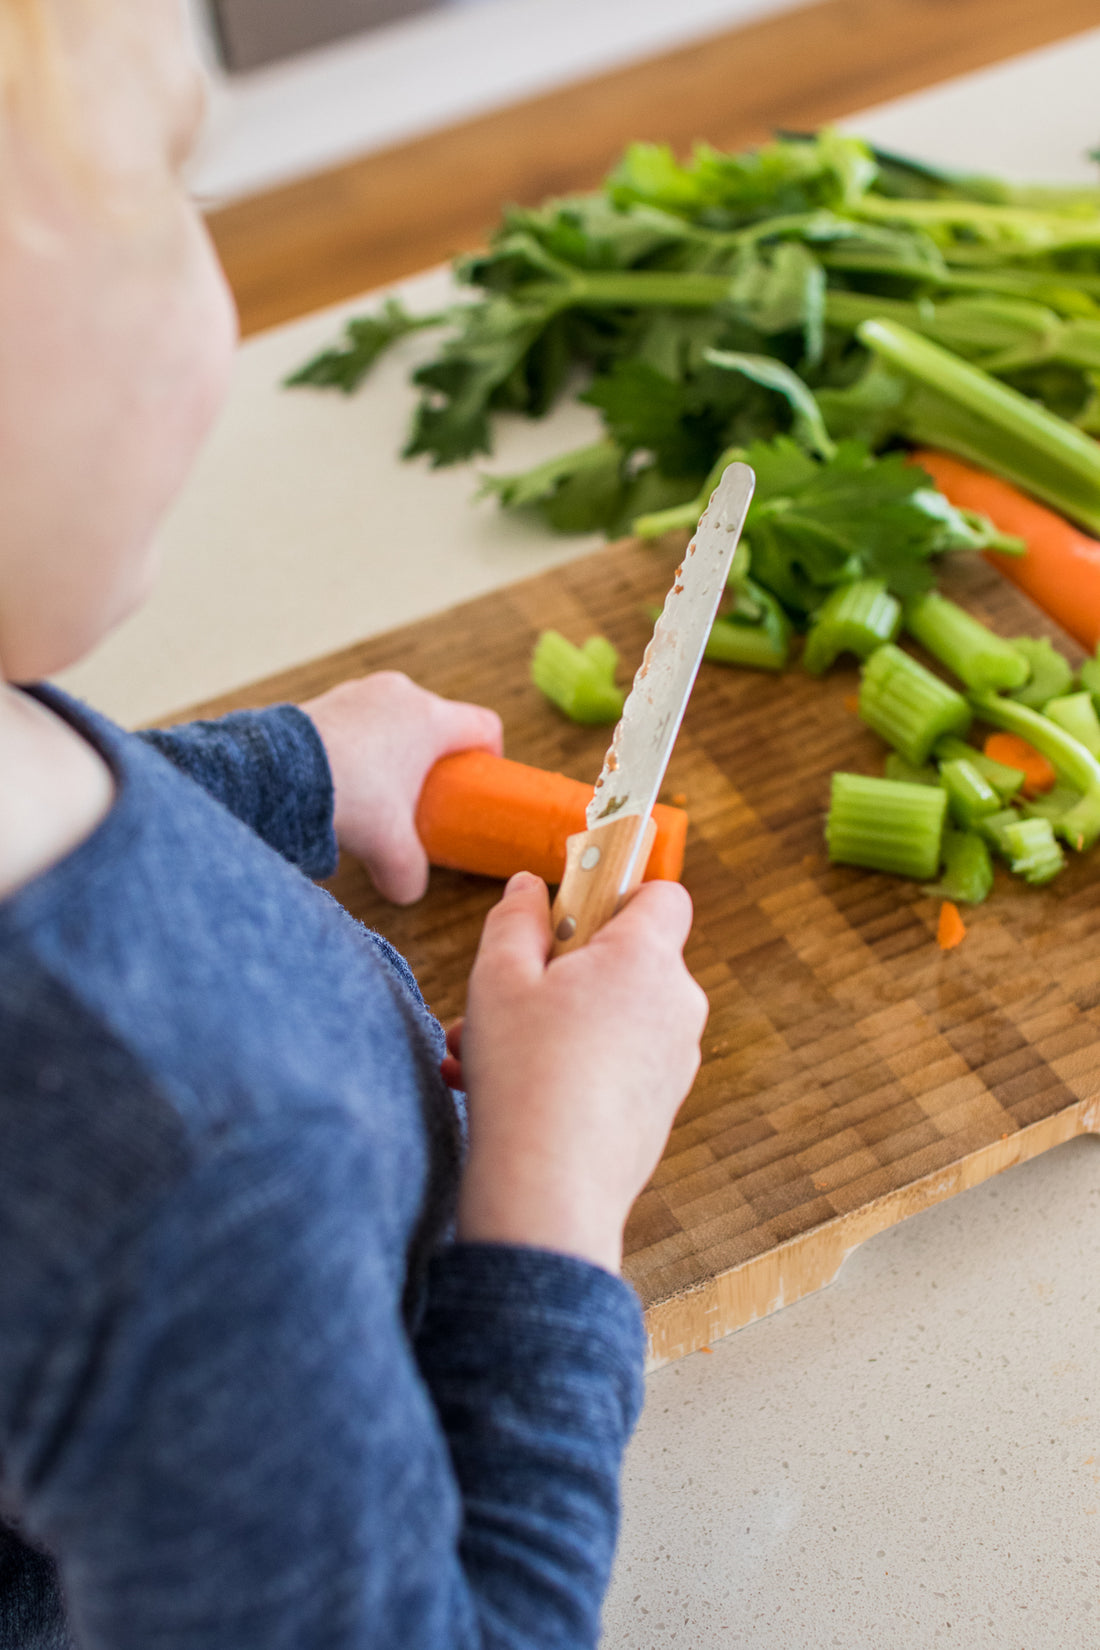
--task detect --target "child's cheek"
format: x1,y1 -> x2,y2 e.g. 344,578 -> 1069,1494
177,213 -> 239,453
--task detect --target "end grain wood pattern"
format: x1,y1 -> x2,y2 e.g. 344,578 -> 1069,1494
176,543 -> 1100,1368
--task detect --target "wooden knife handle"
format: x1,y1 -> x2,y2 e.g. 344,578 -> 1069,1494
549,813 -> 657,957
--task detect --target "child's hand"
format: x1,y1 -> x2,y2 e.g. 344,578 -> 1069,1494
455,871 -> 709,1274
301,673 -> 502,903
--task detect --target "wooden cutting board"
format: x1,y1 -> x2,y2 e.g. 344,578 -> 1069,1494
176,536 -> 1100,1369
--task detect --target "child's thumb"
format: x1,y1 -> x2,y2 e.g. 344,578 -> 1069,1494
475,871 -> 552,978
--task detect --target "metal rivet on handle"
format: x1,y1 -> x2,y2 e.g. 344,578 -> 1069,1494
580,845 -> 601,871
555,916 -> 577,942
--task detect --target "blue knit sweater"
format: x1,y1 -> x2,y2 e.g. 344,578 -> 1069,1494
0,686 -> 645,1650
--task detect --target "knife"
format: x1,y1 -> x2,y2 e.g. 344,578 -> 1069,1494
549,460 -> 756,957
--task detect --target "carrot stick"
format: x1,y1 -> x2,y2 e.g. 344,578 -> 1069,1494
937,900 -> 967,951
982,732 -> 1056,798
911,448 -> 1100,651
415,749 -> 688,884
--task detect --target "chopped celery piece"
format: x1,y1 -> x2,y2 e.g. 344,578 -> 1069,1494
939,757 -> 1001,828
1007,636 -> 1074,709
531,630 -> 624,725
903,591 -> 1028,691
860,643 -> 971,765
929,827 -> 994,905
707,575 -> 792,670
1002,817 -> 1066,885
1078,653 -> 1100,707
1022,782 -> 1082,823
579,635 -> 618,678
969,691 -> 1100,849
826,772 -> 947,881
884,753 -> 940,786
802,579 -> 901,676
977,807 -> 1023,858
933,734 -> 1024,799
705,614 -> 789,671
1043,691 -> 1100,757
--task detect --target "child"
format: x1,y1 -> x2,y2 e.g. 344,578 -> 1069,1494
0,3 -> 708,1646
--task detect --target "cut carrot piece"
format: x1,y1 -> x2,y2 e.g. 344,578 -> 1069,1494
843,692 -> 860,715
415,749 -> 688,884
911,449 -> 1100,651
937,900 -> 967,951
982,732 -> 1057,799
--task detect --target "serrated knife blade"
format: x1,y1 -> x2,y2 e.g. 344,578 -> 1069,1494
550,460 -> 755,955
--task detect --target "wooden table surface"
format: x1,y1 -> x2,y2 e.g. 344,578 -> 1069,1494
207,0 -> 1100,337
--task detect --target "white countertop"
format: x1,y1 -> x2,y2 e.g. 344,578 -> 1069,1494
60,29 -> 1100,1647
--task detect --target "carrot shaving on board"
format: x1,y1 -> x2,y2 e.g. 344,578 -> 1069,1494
982,732 -> 1056,799
937,901 -> 967,951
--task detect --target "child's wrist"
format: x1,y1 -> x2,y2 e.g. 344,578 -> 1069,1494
456,1155 -> 624,1275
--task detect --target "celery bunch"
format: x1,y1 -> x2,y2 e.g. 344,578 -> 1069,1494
291,127 -> 1100,549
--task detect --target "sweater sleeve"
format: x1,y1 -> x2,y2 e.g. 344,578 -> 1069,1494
16,1122 -> 645,1650
137,706 -> 338,879
414,1244 -> 645,1644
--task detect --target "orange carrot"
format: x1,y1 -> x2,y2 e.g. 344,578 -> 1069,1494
937,900 -> 967,951
415,749 -> 688,884
911,448 -> 1100,651
982,731 -> 1056,798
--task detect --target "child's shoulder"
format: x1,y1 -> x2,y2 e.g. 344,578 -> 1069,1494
0,688 -> 115,902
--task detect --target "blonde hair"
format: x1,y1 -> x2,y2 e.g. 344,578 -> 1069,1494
0,0 -> 194,228
0,1 -> 70,141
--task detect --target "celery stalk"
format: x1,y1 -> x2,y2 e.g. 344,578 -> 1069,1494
1043,692 -> 1100,757
860,644 -> 971,765
1002,817 -> 1066,885
939,757 -> 1001,828
1007,636 -> 1074,709
977,807 -> 1024,858
705,615 -> 789,671
857,320 -> 1100,535
633,444 -> 741,541
1078,654 -> 1100,707
826,773 -> 947,880
969,690 -> 1100,849
1022,782 -> 1082,824
531,630 -> 624,724
803,579 -> 901,675
904,591 -> 1028,692
884,753 -> 940,786
933,735 -> 1024,800
930,827 -> 994,904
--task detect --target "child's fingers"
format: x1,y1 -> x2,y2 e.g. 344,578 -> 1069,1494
474,871 -> 552,983
445,1019 -> 464,1059
367,828 -> 431,906
427,697 -> 504,763
590,878 -> 695,958
440,1054 -> 464,1089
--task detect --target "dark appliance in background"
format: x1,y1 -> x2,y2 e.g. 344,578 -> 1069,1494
209,0 -> 443,71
